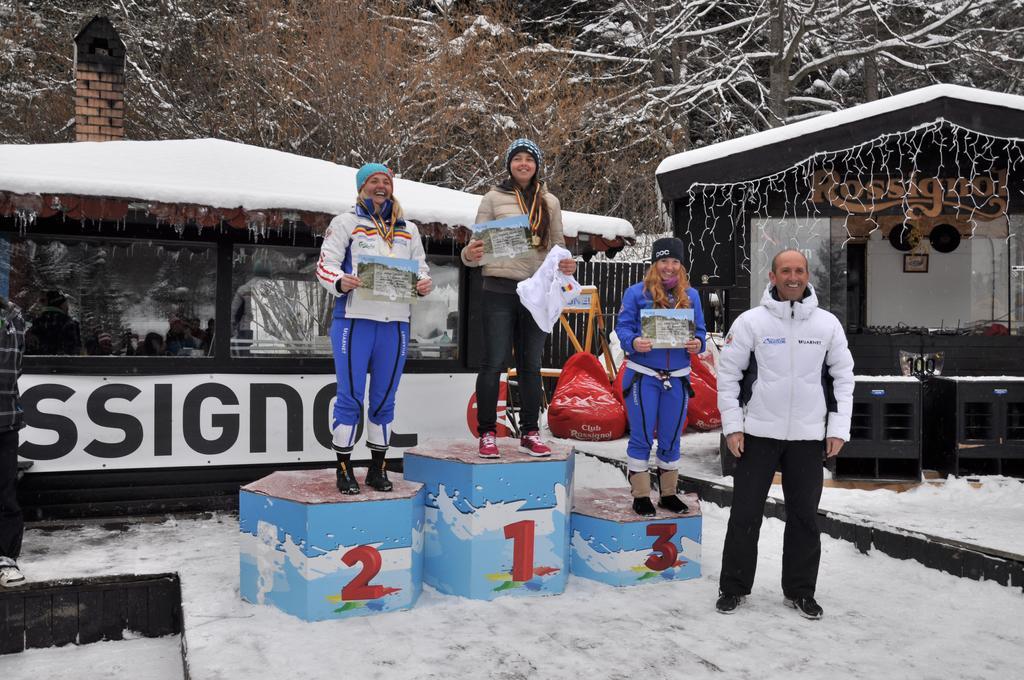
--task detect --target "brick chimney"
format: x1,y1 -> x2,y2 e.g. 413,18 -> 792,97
73,17 -> 126,142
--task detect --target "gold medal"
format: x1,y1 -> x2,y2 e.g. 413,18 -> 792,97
516,188 -> 544,249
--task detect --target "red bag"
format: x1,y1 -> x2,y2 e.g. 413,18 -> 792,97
686,351 -> 721,431
612,359 -> 628,406
548,353 -> 626,441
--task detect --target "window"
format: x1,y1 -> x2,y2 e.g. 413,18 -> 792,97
2,234 -> 216,356
231,246 -> 461,360
231,245 -> 331,356
748,216 -> 832,310
409,256 -> 460,360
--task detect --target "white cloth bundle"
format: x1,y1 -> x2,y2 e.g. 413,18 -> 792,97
516,245 -> 580,333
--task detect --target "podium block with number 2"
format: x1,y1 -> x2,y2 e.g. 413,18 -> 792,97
403,439 -> 574,600
239,469 -> 425,621
570,488 -> 701,587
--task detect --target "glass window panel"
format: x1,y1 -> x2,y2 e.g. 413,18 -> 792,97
408,256 -> 459,361
971,219 -> 1010,332
232,246 -> 461,360
748,217 -> 831,309
1011,214 -> 1024,335
1,234 -> 216,356
864,218 -> 1009,332
231,245 -> 332,356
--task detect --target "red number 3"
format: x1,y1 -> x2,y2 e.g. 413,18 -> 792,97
645,524 -> 678,571
341,545 -> 384,601
504,520 -> 536,582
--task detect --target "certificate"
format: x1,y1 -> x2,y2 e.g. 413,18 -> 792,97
354,255 -> 418,304
640,308 -> 694,349
472,215 -> 532,264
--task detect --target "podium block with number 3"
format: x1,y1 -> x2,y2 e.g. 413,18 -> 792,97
569,488 -> 701,587
403,439 -> 574,600
239,469 -> 425,621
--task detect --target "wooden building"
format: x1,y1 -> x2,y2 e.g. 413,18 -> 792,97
656,85 -> 1024,376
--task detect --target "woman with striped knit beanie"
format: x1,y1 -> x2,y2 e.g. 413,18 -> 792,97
461,138 -> 576,458
316,163 -> 433,495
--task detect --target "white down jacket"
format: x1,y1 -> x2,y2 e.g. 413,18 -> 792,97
717,283 -> 854,442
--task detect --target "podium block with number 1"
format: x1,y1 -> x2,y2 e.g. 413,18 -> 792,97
403,439 -> 574,600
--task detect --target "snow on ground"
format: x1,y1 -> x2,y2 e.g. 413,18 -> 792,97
2,451 -> 1023,680
1,636 -> 183,680
576,431 -> 1024,557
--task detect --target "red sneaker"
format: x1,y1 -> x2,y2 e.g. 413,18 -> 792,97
478,431 -> 499,458
519,431 -> 551,457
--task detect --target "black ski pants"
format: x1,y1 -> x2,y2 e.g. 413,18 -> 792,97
0,430 -> 23,562
719,434 -> 824,599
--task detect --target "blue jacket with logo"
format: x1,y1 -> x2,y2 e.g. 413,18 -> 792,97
616,282 -> 707,372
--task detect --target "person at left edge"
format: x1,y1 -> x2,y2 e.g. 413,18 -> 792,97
316,163 -> 432,495
0,293 -> 27,587
615,237 -> 706,516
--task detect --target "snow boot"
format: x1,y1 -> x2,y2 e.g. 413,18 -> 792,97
334,447 -> 359,495
657,469 -> 688,513
629,471 -> 655,517
365,445 -> 393,492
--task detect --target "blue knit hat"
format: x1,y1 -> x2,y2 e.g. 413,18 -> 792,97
505,138 -> 543,174
356,163 -> 394,193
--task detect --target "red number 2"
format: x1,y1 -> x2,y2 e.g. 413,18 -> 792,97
341,545 -> 384,600
504,520 -> 536,582
645,524 -> 678,571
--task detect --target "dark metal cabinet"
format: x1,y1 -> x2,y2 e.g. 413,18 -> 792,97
923,377 -> 1024,477
835,379 -> 922,481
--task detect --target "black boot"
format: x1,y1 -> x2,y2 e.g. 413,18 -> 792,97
632,496 -> 656,517
334,447 -> 359,495
365,445 -> 393,492
658,494 -> 689,513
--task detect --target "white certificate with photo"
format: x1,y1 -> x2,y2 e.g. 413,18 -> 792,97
354,255 -> 418,304
641,308 -> 694,349
472,215 -> 532,264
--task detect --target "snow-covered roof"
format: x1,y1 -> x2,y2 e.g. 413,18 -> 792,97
0,138 -> 633,240
656,84 -> 1024,182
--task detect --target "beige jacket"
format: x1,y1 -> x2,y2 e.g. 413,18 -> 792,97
461,185 -> 566,281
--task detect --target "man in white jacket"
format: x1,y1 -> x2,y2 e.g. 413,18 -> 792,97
715,249 -> 854,620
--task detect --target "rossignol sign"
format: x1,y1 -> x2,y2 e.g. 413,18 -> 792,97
18,373 -> 476,472
809,169 -> 1008,219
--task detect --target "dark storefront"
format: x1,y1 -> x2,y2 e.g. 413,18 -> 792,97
657,85 -> 1024,377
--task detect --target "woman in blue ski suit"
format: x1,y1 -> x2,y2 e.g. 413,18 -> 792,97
615,237 -> 706,516
316,163 -> 432,494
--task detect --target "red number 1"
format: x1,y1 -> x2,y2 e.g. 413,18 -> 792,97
504,520 -> 536,582
645,524 -> 678,571
341,545 -> 384,600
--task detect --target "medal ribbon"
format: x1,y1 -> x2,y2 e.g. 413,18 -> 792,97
369,212 -> 395,251
514,188 -> 542,245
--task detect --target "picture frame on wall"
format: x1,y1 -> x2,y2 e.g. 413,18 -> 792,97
903,253 -> 929,273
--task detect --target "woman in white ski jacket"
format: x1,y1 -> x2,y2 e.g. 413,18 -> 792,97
316,163 -> 432,495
